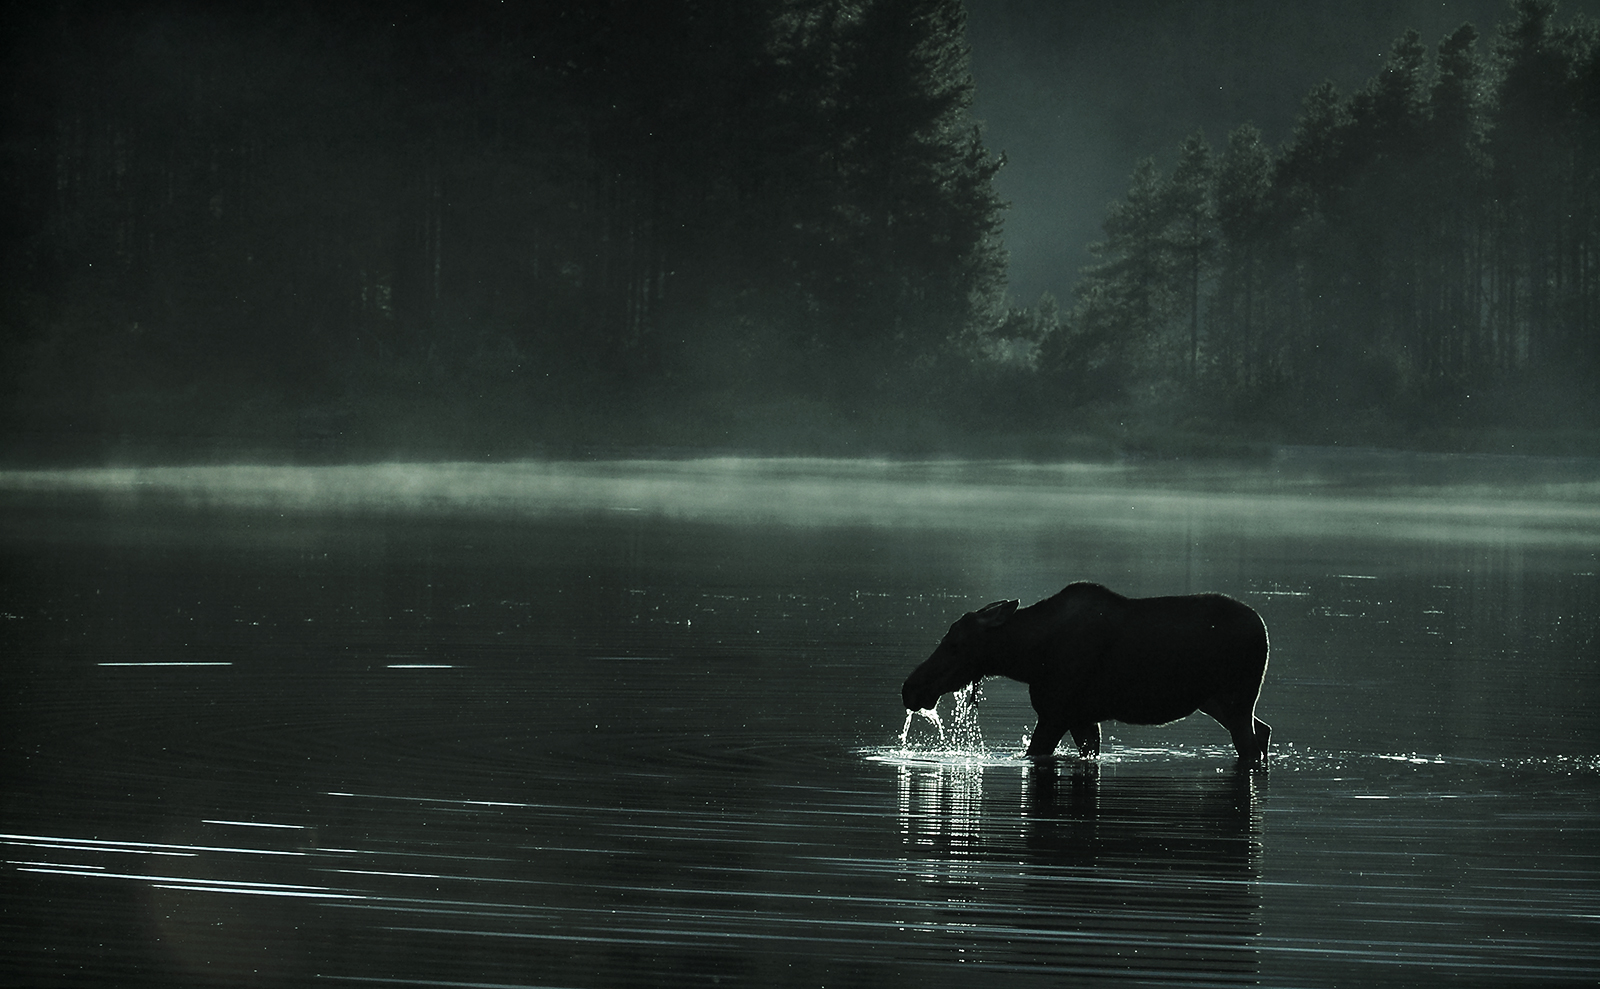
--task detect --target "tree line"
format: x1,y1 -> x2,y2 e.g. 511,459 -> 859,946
992,0 -> 1600,438
6,0 -> 1595,460
1,0 -> 1005,456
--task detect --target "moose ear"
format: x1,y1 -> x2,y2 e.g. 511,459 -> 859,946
972,599 -> 1019,627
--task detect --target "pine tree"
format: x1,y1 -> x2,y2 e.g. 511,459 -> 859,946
1070,158 -> 1176,391
1346,29 -> 1431,398
1211,123 -> 1274,393
1572,19 -> 1600,375
1489,0 -> 1583,370
820,0 -> 1006,385
1420,23 -> 1489,387
1165,131 -> 1215,381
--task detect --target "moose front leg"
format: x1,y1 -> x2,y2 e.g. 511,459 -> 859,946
1069,722 -> 1102,758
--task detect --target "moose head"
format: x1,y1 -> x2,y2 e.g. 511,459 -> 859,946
900,598 -> 1019,711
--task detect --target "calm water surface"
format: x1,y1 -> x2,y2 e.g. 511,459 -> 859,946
2,454 -> 1597,987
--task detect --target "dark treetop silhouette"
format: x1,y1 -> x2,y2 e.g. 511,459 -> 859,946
902,582 -> 1271,763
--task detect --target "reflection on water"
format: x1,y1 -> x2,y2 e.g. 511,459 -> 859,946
897,759 -> 985,882
882,750 -> 1264,982
1,454 -> 1597,986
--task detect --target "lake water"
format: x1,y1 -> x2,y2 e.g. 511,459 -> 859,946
2,452 -> 1597,987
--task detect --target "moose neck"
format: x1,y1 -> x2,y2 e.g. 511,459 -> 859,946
982,606 -> 1051,685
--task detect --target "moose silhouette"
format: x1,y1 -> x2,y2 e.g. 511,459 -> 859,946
902,582 -> 1271,764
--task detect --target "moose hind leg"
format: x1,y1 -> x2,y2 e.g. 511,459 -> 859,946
1027,714 -> 1072,758
1227,723 -> 1264,765
1201,699 -> 1266,766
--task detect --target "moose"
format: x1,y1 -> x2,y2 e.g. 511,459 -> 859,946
901,582 -> 1271,764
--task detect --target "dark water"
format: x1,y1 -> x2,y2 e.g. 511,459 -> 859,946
2,456 -> 1597,987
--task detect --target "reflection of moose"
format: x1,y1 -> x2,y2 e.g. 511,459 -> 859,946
894,759 -> 1264,980
901,582 -> 1271,764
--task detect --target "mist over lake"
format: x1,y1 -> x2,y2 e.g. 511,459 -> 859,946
2,452 -> 1596,987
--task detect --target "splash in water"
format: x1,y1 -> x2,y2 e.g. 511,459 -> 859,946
900,706 -> 944,746
947,681 -> 986,753
897,681 -> 986,754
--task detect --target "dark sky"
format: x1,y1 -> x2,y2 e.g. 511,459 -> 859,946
964,0 -> 1600,308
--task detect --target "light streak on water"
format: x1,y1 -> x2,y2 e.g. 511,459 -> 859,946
0,833 -> 307,857
202,820 -> 307,829
318,972 -> 582,979
97,661 -> 232,666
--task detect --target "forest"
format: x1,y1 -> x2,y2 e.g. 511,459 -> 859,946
1,0 -> 1006,458
1,0 -> 1596,461
995,0 -> 1600,451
